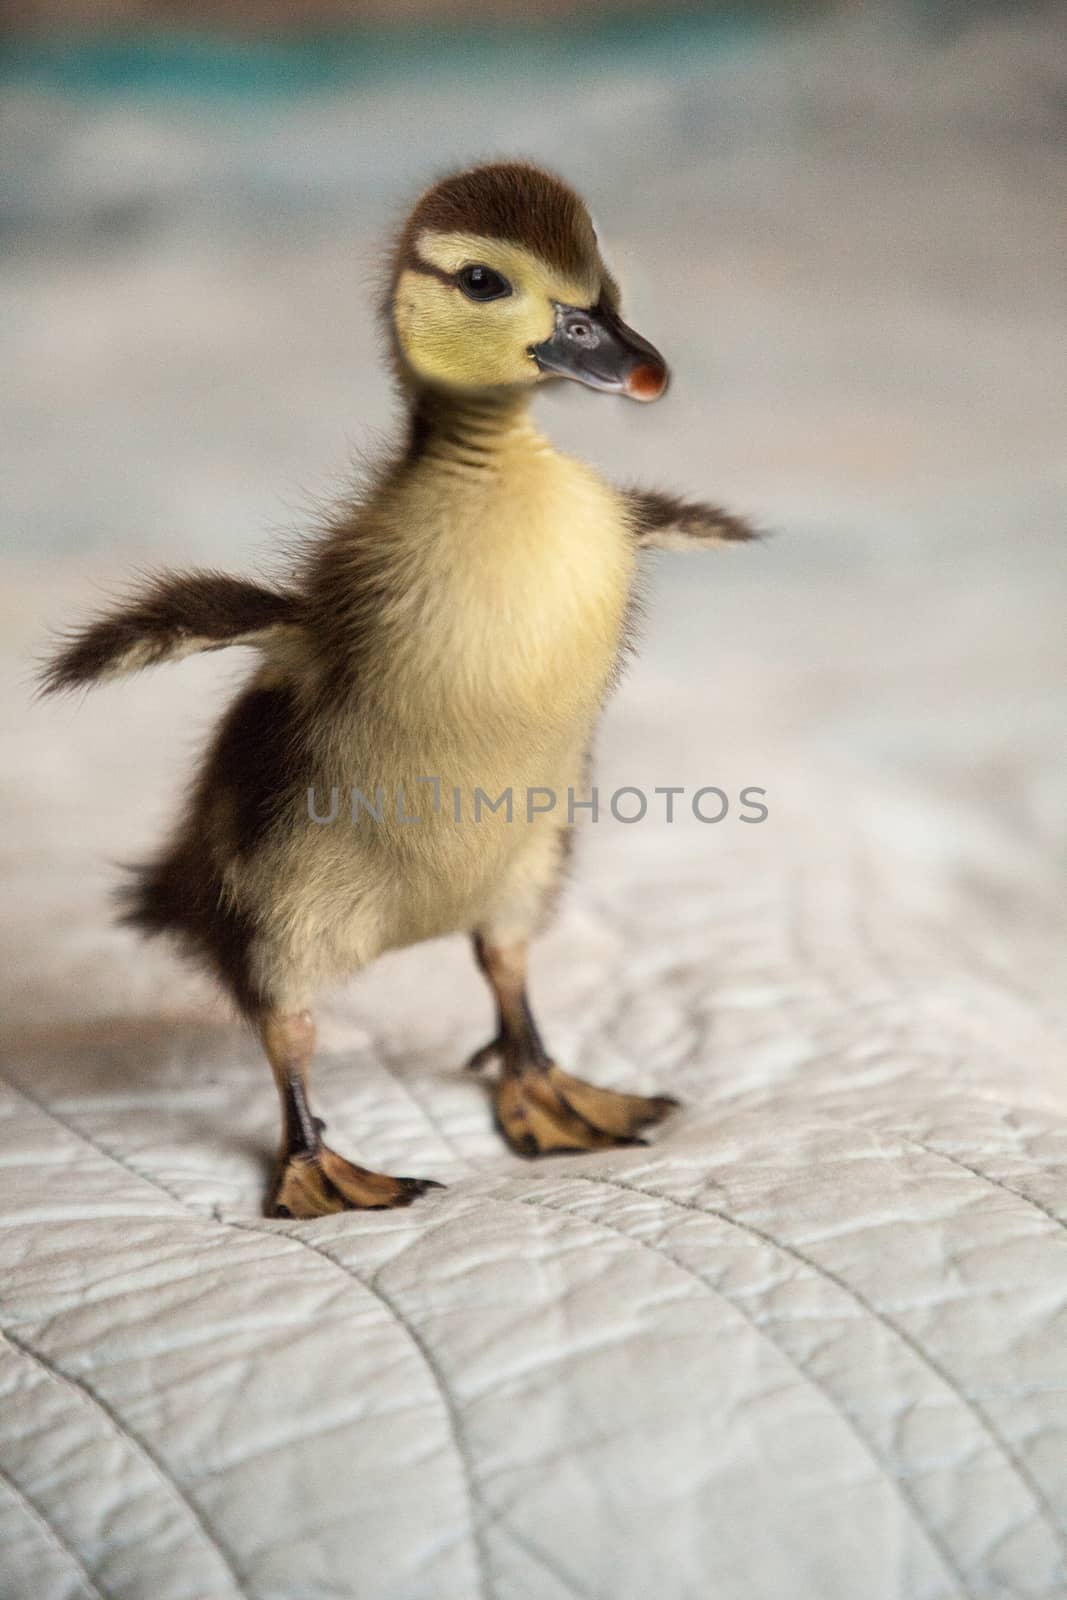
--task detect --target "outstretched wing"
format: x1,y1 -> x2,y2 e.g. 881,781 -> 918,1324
40,570 -> 304,694
625,489 -> 761,550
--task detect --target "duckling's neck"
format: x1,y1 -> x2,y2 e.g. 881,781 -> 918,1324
407,386 -> 542,475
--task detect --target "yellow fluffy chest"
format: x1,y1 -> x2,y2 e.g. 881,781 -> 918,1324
392,442 -> 635,745
275,435 -> 637,957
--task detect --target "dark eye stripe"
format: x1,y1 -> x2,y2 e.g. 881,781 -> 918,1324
406,258 -> 456,287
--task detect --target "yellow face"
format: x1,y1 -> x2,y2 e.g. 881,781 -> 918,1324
394,230 -> 615,393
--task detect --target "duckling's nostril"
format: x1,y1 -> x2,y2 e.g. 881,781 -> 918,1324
568,321 -> 592,342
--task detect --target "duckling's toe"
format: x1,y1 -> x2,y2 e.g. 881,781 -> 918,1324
271,1146 -> 444,1218
466,1035 -> 505,1073
493,1065 -> 679,1157
550,1068 -> 679,1139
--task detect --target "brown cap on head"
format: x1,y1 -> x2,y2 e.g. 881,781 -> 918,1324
393,162 -> 599,284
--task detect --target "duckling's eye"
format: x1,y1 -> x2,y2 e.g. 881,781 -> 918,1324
457,264 -> 512,302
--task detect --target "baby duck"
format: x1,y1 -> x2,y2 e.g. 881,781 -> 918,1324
42,162 -> 757,1218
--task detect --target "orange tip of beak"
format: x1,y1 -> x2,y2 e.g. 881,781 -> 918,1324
626,362 -> 669,402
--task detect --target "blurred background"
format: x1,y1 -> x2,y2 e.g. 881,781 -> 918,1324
2,0 -> 1065,1025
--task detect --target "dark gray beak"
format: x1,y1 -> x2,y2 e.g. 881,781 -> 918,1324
530,299 -> 669,402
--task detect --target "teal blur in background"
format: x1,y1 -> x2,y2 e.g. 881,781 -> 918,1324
3,0 -> 1062,572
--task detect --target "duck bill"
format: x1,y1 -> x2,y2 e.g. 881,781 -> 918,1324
530,300 -> 669,402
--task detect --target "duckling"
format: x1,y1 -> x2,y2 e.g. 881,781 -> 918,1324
42,162 -> 757,1218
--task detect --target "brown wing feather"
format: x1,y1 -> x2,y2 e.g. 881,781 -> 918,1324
625,489 -> 762,549
39,570 -> 303,695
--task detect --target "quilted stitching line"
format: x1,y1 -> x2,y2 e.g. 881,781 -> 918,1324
727,1068 -> 1067,1127
777,860 -> 1067,1120
375,1052 -> 490,1174
2,1072 -> 486,1598
841,858 -> 1067,1142
225,1217 -> 492,1600
4,1063 -> 492,1597
0,1463 -> 108,1600
478,1186 -> 974,1599
850,846 -> 1067,1049
319,1021 -> 485,1174
715,1090 -> 1067,1241
0,1070 -> 193,1212
10,1052 -> 1065,1586
876,1127 -> 1067,1237
0,1328 -> 248,1598
568,1172 -> 1067,1571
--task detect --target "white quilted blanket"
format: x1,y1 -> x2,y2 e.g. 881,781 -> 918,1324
3,12 -> 1066,1596
3,543 -> 1066,1599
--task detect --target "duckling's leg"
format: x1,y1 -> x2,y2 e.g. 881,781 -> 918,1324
468,935 -> 679,1156
263,1010 -> 442,1217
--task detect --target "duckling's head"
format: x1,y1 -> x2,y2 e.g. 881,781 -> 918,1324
387,162 -> 669,403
